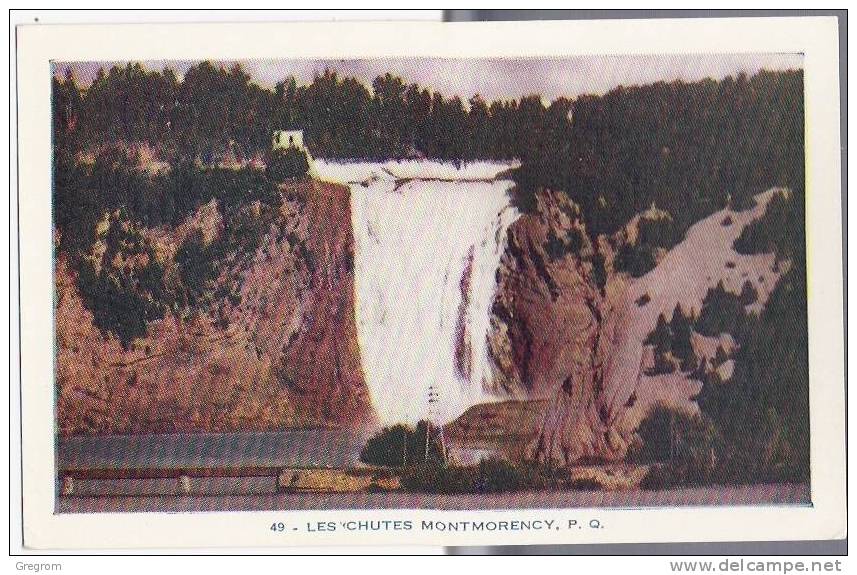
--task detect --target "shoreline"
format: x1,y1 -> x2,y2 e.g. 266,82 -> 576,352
57,482 -> 811,513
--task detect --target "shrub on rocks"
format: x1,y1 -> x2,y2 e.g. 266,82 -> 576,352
266,148 -> 309,181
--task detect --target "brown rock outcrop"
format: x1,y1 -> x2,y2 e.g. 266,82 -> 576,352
56,179 -> 374,436
487,188 -> 786,467
487,189 -> 627,464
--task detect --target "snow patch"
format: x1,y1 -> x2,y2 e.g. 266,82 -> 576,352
603,188 -> 787,422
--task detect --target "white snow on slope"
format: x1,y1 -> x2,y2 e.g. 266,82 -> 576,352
604,188 -> 787,428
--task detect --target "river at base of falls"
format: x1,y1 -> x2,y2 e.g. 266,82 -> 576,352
319,161 -> 519,426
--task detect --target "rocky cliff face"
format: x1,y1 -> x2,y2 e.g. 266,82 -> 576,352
486,189 -> 628,464
486,188 -> 785,467
56,180 -> 374,436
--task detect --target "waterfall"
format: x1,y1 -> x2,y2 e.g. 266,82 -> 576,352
319,161 -> 519,426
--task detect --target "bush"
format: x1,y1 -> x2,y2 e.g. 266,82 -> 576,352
696,281 -> 746,336
630,405 -> 674,463
645,350 -> 676,376
671,413 -> 722,484
400,458 -> 539,494
77,260 -> 153,349
734,191 -> 802,262
545,228 -> 585,261
679,348 -> 699,373
631,405 -> 721,488
74,213 -> 167,348
644,307 -> 699,374
615,242 -> 657,277
227,204 -> 275,254
713,345 -> 729,367
359,421 -> 444,467
639,464 -> 676,490
590,251 -> 607,292
638,216 -> 680,250
645,313 -> 672,354
267,147 -> 309,181
739,280 -> 759,305
712,408 -> 796,484
175,229 -> 223,306
474,459 -> 525,493
567,477 -> 603,490
669,304 -> 695,364
614,215 -> 679,278
400,462 -> 475,494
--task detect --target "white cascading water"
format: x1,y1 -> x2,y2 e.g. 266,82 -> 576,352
315,160 -> 519,426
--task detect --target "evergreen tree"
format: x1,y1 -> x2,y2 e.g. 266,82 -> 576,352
646,313 -> 672,355
739,280 -> 759,306
669,304 -> 694,364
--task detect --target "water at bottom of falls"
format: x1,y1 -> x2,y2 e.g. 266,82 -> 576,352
350,176 -> 520,426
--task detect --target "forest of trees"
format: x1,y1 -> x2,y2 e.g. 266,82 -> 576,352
52,61 -> 571,162
54,62 -> 803,241
512,69 -> 804,238
698,187 -> 809,483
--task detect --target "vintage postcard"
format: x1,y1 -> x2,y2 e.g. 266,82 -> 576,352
15,17 -> 845,549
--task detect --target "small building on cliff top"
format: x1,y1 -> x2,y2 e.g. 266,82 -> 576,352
272,129 -> 306,152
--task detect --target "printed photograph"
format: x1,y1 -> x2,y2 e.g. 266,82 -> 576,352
51,55 -> 809,512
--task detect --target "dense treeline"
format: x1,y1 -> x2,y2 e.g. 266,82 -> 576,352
54,63 -> 803,237
513,70 -> 804,239
698,188 -> 809,483
53,62 -> 571,162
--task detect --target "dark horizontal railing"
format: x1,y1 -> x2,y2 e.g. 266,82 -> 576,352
59,465 -> 286,480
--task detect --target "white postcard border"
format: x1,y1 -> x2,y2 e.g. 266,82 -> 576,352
16,17 -> 845,549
